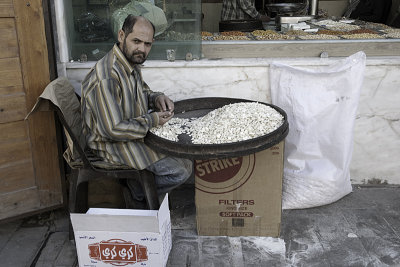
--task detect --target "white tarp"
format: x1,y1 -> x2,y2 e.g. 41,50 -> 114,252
270,51 -> 366,209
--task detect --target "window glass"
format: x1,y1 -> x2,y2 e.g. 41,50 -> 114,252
66,0 -> 202,61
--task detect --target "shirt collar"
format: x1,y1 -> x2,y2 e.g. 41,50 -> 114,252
113,43 -> 142,75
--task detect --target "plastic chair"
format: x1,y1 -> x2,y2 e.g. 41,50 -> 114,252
54,104 -> 159,211
28,77 -> 160,219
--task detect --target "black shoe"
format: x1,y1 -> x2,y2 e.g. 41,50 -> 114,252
122,186 -> 147,209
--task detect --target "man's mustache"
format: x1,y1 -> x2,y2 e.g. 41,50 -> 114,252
133,51 -> 146,57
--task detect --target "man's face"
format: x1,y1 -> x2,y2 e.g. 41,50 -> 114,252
118,20 -> 154,65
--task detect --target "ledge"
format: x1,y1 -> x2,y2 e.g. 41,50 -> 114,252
65,54 -> 400,70
202,39 -> 400,58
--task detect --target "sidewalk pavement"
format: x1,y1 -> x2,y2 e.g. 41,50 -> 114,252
0,185 -> 399,266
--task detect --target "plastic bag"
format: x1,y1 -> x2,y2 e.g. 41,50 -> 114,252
270,51 -> 366,209
111,1 -> 168,39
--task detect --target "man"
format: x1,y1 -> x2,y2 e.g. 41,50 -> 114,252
344,0 -> 392,24
221,0 -> 270,22
81,15 -> 192,207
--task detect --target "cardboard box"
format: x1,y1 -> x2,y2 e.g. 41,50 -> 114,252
71,194 -> 171,267
195,142 -> 284,237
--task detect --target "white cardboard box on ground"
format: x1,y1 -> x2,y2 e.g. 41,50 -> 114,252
70,194 -> 171,267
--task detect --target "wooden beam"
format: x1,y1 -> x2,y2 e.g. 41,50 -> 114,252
13,0 -> 62,206
0,57 -> 23,91
0,187 -> 40,220
0,18 -> 18,58
0,0 -> 14,17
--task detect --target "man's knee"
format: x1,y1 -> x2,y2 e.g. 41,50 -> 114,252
177,158 -> 193,183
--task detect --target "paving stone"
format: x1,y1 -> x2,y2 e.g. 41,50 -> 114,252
51,210 -> 71,232
1,186 -> 400,267
362,187 -> 400,210
171,204 -> 197,230
169,185 -> 195,210
310,211 -> 374,266
0,225 -> 48,266
0,220 -> 21,251
280,212 -> 331,266
35,232 -> 69,265
54,239 -> 78,266
167,233 -> 200,267
240,237 -> 287,267
200,236 -> 233,267
342,208 -> 400,266
380,209 -> 400,237
318,186 -> 379,211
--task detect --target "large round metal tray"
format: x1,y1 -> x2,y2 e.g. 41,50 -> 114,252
145,97 -> 289,159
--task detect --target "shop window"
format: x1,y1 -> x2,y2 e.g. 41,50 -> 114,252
65,0 -> 201,61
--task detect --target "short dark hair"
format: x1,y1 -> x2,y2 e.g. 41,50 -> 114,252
121,15 -> 156,37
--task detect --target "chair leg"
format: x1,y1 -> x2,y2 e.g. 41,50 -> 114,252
140,170 -> 160,210
68,170 -> 89,239
68,169 -> 78,213
68,169 -> 79,241
75,180 -> 89,213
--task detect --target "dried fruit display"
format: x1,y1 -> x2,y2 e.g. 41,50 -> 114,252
298,34 -> 340,40
201,31 -> 213,36
213,35 -> 251,40
285,30 -> 309,36
341,33 -> 384,39
220,31 -> 247,36
317,29 -> 347,35
384,32 -> 400,39
348,29 -> 378,34
314,20 -> 361,31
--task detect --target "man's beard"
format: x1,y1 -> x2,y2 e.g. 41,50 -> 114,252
122,38 -> 147,65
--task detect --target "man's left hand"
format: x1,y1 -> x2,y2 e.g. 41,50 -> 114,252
155,94 -> 174,113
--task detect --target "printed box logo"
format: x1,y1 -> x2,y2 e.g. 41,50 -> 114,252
88,239 -> 148,266
195,155 -> 256,194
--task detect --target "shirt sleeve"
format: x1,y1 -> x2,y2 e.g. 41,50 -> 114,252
88,78 -> 159,142
350,0 -> 386,23
238,0 -> 259,19
143,81 -> 164,110
358,1 -> 385,22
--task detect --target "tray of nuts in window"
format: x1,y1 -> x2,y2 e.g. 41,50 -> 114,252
251,30 -> 296,41
213,31 -> 253,41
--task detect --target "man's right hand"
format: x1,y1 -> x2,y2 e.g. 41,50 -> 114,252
157,111 -> 174,125
260,15 -> 271,22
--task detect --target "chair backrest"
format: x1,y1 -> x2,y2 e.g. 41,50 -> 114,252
40,77 -> 91,168
53,103 -> 93,169
29,77 -> 133,170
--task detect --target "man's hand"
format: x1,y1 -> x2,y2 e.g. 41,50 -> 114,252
155,94 -> 174,113
260,15 -> 271,22
157,110 -> 174,125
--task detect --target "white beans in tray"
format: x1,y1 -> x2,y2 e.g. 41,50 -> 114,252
150,102 -> 284,144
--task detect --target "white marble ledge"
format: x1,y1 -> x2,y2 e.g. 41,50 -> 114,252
65,56 -> 400,70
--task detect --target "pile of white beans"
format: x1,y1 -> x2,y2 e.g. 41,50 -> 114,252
150,102 -> 284,144
314,20 -> 361,31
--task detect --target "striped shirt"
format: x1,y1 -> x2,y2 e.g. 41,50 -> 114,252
81,44 -> 165,170
343,0 -> 361,17
221,0 -> 260,21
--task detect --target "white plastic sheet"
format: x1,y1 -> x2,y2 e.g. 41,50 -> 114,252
270,52 -> 366,209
